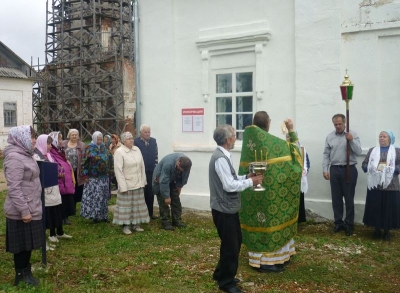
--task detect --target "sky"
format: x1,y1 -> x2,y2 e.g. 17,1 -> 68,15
0,0 -> 47,66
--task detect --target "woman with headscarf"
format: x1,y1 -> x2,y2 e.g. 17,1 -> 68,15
113,132 -> 149,234
80,131 -> 114,222
61,129 -> 86,217
3,126 -> 41,286
362,130 -> 400,240
33,135 -> 72,248
49,132 -> 76,226
109,133 -> 121,190
104,134 -> 112,149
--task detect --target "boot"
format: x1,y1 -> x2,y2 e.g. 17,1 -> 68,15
24,264 -> 39,286
14,268 -> 24,286
161,220 -> 175,231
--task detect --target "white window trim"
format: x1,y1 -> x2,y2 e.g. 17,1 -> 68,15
214,69 -> 255,140
3,102 -> 17,128
196,21 -> 271,102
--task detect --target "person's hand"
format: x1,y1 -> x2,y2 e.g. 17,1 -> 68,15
250,175 -> 263,185
323,172 -> 330,180
284,118 -> 294,131
165,198 -> 171,205
176,187 -> 182,195
345,132 -> 353,141
247,173 -> 256,178
22,214 -> 32,223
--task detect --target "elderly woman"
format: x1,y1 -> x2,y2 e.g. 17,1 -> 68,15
113,132 -> 149,234
80,131 -> 114,223
33,135 -> 72,248
109,133 -> 121,190
62,129 -> 85,222
109,133 -> 122,155
3,126 -> 41,286
49,132 -> 76,227
362,130 -> 400,240
104,134 -> 112,149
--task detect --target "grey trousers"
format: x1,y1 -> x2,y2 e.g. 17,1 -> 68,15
329,165 -> 358,226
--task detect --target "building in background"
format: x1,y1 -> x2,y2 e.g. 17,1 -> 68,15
34,0 -> 135,140
0,41 -> 37,151
137,0 -> 400,222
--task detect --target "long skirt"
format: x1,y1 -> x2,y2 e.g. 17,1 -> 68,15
73,169 -> 84,204
6,218 -> 43,253
45,204 -> 63,229
248,238 -> 295,268
61,194 -> 76,218
113,187 -> 150,226
363,189 -> 400,230
80,177 -> 110,221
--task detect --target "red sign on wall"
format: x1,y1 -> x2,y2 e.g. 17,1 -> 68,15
182,108 -> 204,132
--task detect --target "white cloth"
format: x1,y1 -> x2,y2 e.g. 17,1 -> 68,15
248,238 -> 295,267
301,148 -> 308,194
367,145 -> 396,190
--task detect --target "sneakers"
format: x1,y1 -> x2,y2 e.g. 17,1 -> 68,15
122,226 -> 132,235
48,236 -> 59,243
132,225 -> 144,232
57,233 -> 73,239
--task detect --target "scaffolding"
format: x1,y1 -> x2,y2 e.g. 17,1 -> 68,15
33,0 -> 135,141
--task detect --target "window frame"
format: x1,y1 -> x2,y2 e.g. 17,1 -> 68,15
214,68 -> 255,140
3,102 -> 17,127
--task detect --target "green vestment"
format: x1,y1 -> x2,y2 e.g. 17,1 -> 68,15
239,126 -> 302,252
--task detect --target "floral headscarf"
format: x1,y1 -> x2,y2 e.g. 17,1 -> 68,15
7,125 -> 34,154
49,131 -> 61,148
120,132 -> 133,143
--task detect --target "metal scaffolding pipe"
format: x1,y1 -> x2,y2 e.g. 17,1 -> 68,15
134,0 -> 141,136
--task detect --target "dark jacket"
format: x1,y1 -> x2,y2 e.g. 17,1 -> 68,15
134,136 -> 158,173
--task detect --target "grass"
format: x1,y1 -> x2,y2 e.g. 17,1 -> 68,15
0,188 -> 400,292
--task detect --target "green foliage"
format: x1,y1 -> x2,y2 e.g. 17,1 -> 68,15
0,189 -> 400,292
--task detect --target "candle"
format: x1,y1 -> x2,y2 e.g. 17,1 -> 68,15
254,150 -> 257,162
260,150 -> 263,162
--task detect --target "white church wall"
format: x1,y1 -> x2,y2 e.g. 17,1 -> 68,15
139,0 -> 400,222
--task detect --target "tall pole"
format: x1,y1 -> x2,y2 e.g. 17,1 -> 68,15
346,100 -> 350,183
134,0 -> 141,136
340,70 -> 354,184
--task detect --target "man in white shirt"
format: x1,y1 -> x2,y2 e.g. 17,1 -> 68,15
209,124 -> 263,293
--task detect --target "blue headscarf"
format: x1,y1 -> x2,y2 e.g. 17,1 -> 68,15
384,130 -> 395,145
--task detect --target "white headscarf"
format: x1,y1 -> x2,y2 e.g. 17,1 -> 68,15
91,131 -> 103,147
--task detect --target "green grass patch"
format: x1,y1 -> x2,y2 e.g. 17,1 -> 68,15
0,187 -> 400,292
